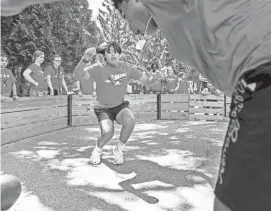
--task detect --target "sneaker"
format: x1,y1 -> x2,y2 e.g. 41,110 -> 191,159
90,148 -> 102,165
113,147 -> 124,165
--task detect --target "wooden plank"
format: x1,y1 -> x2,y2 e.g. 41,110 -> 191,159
161,94 -> 189,103
1,106 -> 67,129
72,103 -> 157,116
129,98 -> 157,104
134,112 -> 156,121
189,101 -> 224,107
189,107 -> 224,114
190,94 -> 224,101
72,112 -> 156,126
189,114 -> 224,121
72,106 -> 95,117
127,94 -> 156,101
72,98 -> 156,106
1,117 -> 67,145
161,111 -> 188,120
161,102 -> 189,111
1,96 -> 67,113
72,94 -> 157,104
130,103 -> 157,112
72,116 -> 98,126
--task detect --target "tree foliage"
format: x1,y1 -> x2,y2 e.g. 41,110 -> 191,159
1,0 -> 101,73
97,0 -> 194,78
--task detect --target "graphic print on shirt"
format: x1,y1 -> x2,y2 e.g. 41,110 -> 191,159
105,73 -> 128,86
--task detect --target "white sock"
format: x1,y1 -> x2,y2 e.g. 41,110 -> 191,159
94,145 -> 102,153
117,142 -> 125,151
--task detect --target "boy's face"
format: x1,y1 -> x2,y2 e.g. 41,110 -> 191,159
104,46 -> 120,66
36,54 -> 45,64
53,56 -> 62,67
117,0 -> 158,35
1,56 -> 8,68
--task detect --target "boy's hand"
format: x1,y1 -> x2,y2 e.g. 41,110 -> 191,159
83,47 -> 96,62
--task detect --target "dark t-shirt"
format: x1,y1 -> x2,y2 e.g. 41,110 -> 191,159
27,63 -> 46,90
44,65 -> 64,89
0,67 -> 16,95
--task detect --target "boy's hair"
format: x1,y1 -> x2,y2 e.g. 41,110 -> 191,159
98,41 -> 122,55
32,50 -> 44,62
111,0 -> 124,9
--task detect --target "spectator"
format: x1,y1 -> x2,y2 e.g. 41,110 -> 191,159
44,55 -> 68,95
23,50 -> 47,97
0,53 -> 17,101
164,66 -> 181,93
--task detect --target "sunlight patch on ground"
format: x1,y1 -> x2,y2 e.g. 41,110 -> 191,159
85,128 -> 101,132
76,146 -> 92,152
36,150 -> 59,160
9,185 -> 55,211
9,150 -> 39,161
182,121 -> 217,126
177,184 -> 214,211
131,180 -> 174,189
208,128 -> 226,132
86,191 -> 168,211
66,163 -> 136,189
145,142 -> 159,145
134,123 -> 168,131
86,182 -> 214,211
10,149 -> 60,161
136,149 -> 198,170
169,136 -> 179,140
175,127 -> 190,133
37,141 -> 66,146
47,158 -> 89,172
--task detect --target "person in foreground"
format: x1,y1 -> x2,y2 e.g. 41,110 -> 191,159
110,0 -> 271,211
1,174 -> 22,211
74,41 -> 161,165
2,0 -> 271,210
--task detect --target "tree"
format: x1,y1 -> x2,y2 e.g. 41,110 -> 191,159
1,0 -> 101,73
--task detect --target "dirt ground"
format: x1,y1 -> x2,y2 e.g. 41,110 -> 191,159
1,120 -> 228,211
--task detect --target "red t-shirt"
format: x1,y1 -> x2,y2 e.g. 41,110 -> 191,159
27,63 -> 46,90
87,62 -> 143,107
0,67 -> 16,95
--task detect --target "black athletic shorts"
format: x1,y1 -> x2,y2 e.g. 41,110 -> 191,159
215,61 -> 271,211
94,101 -> 130,123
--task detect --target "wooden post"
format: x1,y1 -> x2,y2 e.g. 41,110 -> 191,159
67,94 -> 73,126
157,93 -> 161,120
224,94 -> 226,118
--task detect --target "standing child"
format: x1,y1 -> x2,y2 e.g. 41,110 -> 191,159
0,53 -> 17,101
74,41 -> 161,165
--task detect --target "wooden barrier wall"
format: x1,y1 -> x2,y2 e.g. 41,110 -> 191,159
71,94 -> 157,126
71,94 -> 231,126
1,94 -> 231,144
1,96 -> 68,145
